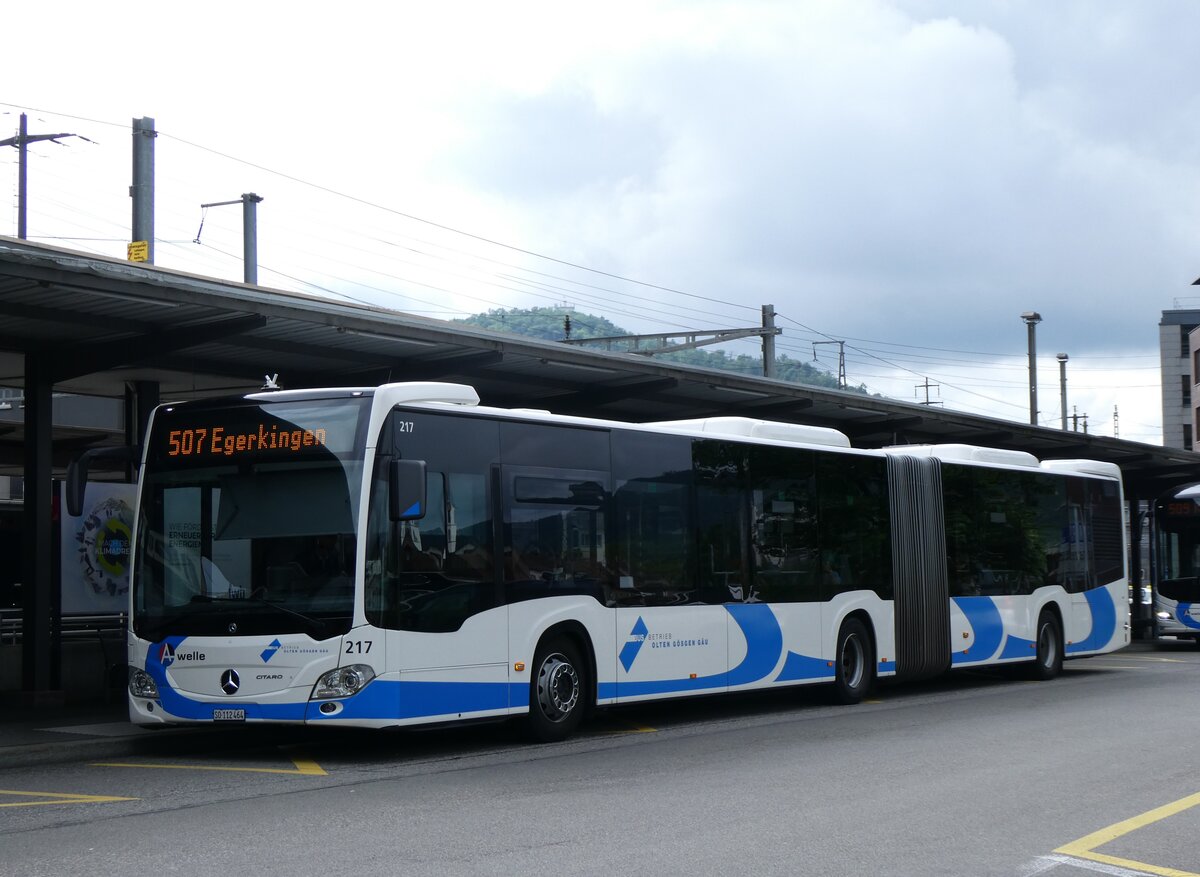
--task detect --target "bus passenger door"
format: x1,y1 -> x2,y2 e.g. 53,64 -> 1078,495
378,412 -> 510,721
389,468 -> 509,688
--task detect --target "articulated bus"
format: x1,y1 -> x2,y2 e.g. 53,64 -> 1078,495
1151,483 -> 1200,644
70,382 -> 1129,742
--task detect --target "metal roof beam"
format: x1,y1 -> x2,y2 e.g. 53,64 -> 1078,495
398,350 -> 505,381
212,332 -> 398,366
145,354 -> 336,389
47,314 -> 267,383
548,377 -> 679,408
0,299 -> 156,333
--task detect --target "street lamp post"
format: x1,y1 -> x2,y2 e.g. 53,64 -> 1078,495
1021,312 -> 1042,426
1057,353 -> 1069,430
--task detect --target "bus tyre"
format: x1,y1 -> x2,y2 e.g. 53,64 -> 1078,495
1029,610 -> 1063,680
527,637 -> 586,743
831,618 -> 875,705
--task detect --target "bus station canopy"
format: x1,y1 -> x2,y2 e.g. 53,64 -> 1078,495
2,236 -> 1198,500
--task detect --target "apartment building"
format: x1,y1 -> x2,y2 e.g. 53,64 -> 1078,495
1160,309 -> 1200,449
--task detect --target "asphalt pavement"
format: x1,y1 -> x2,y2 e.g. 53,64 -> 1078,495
0,699 -> 227,769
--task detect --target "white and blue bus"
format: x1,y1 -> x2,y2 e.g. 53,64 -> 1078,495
70,381 -> 1130,741
1151,483 -> 1200,644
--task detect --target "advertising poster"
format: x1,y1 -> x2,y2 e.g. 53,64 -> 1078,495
59,481 -> 136,615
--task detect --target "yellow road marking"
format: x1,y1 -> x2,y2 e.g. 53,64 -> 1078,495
1056,790 -> 1200,877
599,724 -> 657,735
94,748 -> 326,776
0,789 -> 137,808
1095,655 -> 1194,664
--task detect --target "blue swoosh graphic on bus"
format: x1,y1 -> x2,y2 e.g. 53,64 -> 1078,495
999,635 -> 1035,660
604,603 -> 784,698
726,603 -> 783,686
1066,587 -> 1118,654
951,596 -> 1004,665
1176,602 -> 1200,631
775,651 -> 833,681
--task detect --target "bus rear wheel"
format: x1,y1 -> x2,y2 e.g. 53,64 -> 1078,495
527,637 -> 586,743
831,618 -> 875,704
1029,610 -> 1063,680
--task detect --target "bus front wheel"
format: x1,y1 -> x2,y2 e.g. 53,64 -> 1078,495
527,637 -> 586,743
1029,610 -> 1064,680
831,618 -> 875,704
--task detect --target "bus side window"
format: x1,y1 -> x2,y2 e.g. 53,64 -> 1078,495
694,440 -> 749,603
399,472 -> 445,573
749,445 -> 818,604
817,454 -> 892,600
1088,479 -> 1124,587
610,429 -> 694,606
441,472 -> 493,581
943,465 -> 979,597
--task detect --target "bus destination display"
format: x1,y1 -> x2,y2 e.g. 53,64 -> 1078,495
166,423 -> 329,459
150,398 -> 368,465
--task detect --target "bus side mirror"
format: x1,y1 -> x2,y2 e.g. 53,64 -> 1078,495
389,459 -> 427,521
66,446 -> 139,517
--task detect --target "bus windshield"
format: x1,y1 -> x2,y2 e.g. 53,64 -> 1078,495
132,395 -> 370,640
1156,493 -> 1200,602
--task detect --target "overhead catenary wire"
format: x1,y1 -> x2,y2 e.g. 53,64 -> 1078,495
0,103 -> 1168,366
0,101 -> 1166,434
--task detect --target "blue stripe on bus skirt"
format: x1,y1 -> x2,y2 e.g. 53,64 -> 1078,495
1065,587 -> 1117,654
145,637 -> 525,723
308,680 -> 529,721
950,596 -> 1004,665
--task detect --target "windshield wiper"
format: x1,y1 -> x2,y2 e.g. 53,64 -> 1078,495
137,595 -> 223,641
201,592 -> 330,637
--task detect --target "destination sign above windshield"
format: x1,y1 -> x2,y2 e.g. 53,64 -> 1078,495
148,398 -> 368,466
166,423 -> 329,459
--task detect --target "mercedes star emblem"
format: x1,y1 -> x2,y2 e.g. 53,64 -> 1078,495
220,669 -> 240,695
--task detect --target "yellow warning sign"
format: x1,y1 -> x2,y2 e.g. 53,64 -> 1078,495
127,240 -> 149,262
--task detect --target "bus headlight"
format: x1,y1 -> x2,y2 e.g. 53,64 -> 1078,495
129,667 -> 159,699
311,664 -> 375,699
1156,611 -> 1172,620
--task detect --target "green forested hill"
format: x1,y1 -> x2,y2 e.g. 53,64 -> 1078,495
456,307 -> 867,394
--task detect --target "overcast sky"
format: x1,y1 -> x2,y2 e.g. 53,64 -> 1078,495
5,0 -> 1199,444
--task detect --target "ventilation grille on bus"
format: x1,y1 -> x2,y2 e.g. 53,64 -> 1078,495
888,454 -> 951,681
